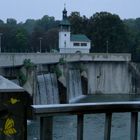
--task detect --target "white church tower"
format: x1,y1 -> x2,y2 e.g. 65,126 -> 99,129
59,7 -> 91,53
59,7 -> 71,53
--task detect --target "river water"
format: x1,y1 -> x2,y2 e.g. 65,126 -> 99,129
27,94 -> 140,140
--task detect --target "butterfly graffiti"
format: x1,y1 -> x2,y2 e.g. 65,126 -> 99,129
0,118 -> 17,136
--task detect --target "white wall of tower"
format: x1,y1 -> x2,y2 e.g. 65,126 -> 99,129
59,31 -> 71,49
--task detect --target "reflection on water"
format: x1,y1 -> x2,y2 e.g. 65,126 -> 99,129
53,113 -> 136,140
27,94 -> 140,140
27,119 -> 40,140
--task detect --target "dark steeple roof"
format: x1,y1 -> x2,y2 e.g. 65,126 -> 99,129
63,7 -> 67,20
60,7 -> 70,26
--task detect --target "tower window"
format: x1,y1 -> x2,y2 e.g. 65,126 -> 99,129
64,34 -> 67,36
73,43 -> 80,46
64,41 -> 66,47
81,43 -> 87,46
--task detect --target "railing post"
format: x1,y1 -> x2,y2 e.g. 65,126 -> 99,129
104,113 -> 112,140
131,112 -> 138,140
77,114 -> 84,140
40,116 -> 53,140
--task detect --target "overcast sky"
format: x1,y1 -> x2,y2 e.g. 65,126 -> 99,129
0,0 -> 140,23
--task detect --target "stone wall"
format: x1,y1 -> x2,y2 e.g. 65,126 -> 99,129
87,62 -> 132,94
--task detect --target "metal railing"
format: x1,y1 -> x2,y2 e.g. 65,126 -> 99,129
32,101 -> 140,140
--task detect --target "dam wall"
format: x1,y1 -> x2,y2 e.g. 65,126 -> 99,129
0,53 -> 130,67
0,53 -> 136,103
87,62 -> 132,94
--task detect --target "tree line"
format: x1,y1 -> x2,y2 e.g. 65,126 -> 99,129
0,11 -> 140,61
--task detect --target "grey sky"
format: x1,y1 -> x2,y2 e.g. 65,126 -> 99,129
0,0 -> 140,23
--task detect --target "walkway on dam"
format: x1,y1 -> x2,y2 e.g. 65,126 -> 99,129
0,53 -> 131,67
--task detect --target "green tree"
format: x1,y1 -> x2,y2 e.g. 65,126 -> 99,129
0,19 -> 4,25
7,18 -> 17,25
24,19 -> 36,33
43,28 -> 59,52
36,15 -> 59,31
124,18 -> 140,61
15,28 -> 29,52
30,26 -> 44,52
0,25 -> 17,52
69,12 -> 83,34
88,12 -> 129,53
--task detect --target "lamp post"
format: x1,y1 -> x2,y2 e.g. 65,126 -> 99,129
0,33 -> 3,53
39,37 -> 42,53
106,40 -> 109,54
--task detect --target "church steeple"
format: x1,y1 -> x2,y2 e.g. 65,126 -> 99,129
59,5 -> 70,32
59,5 -> 71,53
62,5 -> 67,20
59,4 -> 91,53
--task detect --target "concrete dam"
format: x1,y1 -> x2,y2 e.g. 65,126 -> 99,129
0,53 -> 139,104
2,52 -> 140,140
1,53 -> 139,140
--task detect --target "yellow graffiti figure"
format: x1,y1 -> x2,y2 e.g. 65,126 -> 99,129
3,118 -> 17,136
10,98 -> 20,105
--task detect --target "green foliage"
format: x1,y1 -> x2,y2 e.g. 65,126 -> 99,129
51,65 -> 62,78
17,59 -> 35,86
88,12 -> 129,53
24,19 -> 36,33
23,59 -> 35,70
7,18 -> 17,25
43,28 -> 59,52
59,57 -> 66,65
1,12 -> 140,61
124,18 -> 140,61
15,28 -> 29,52
0,19 -> 4,25
38,15 -> 56,30
18,71 -> 27,86
69,12 -> 88,34
69,12 -> 82,34
0,15 -> 59,53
